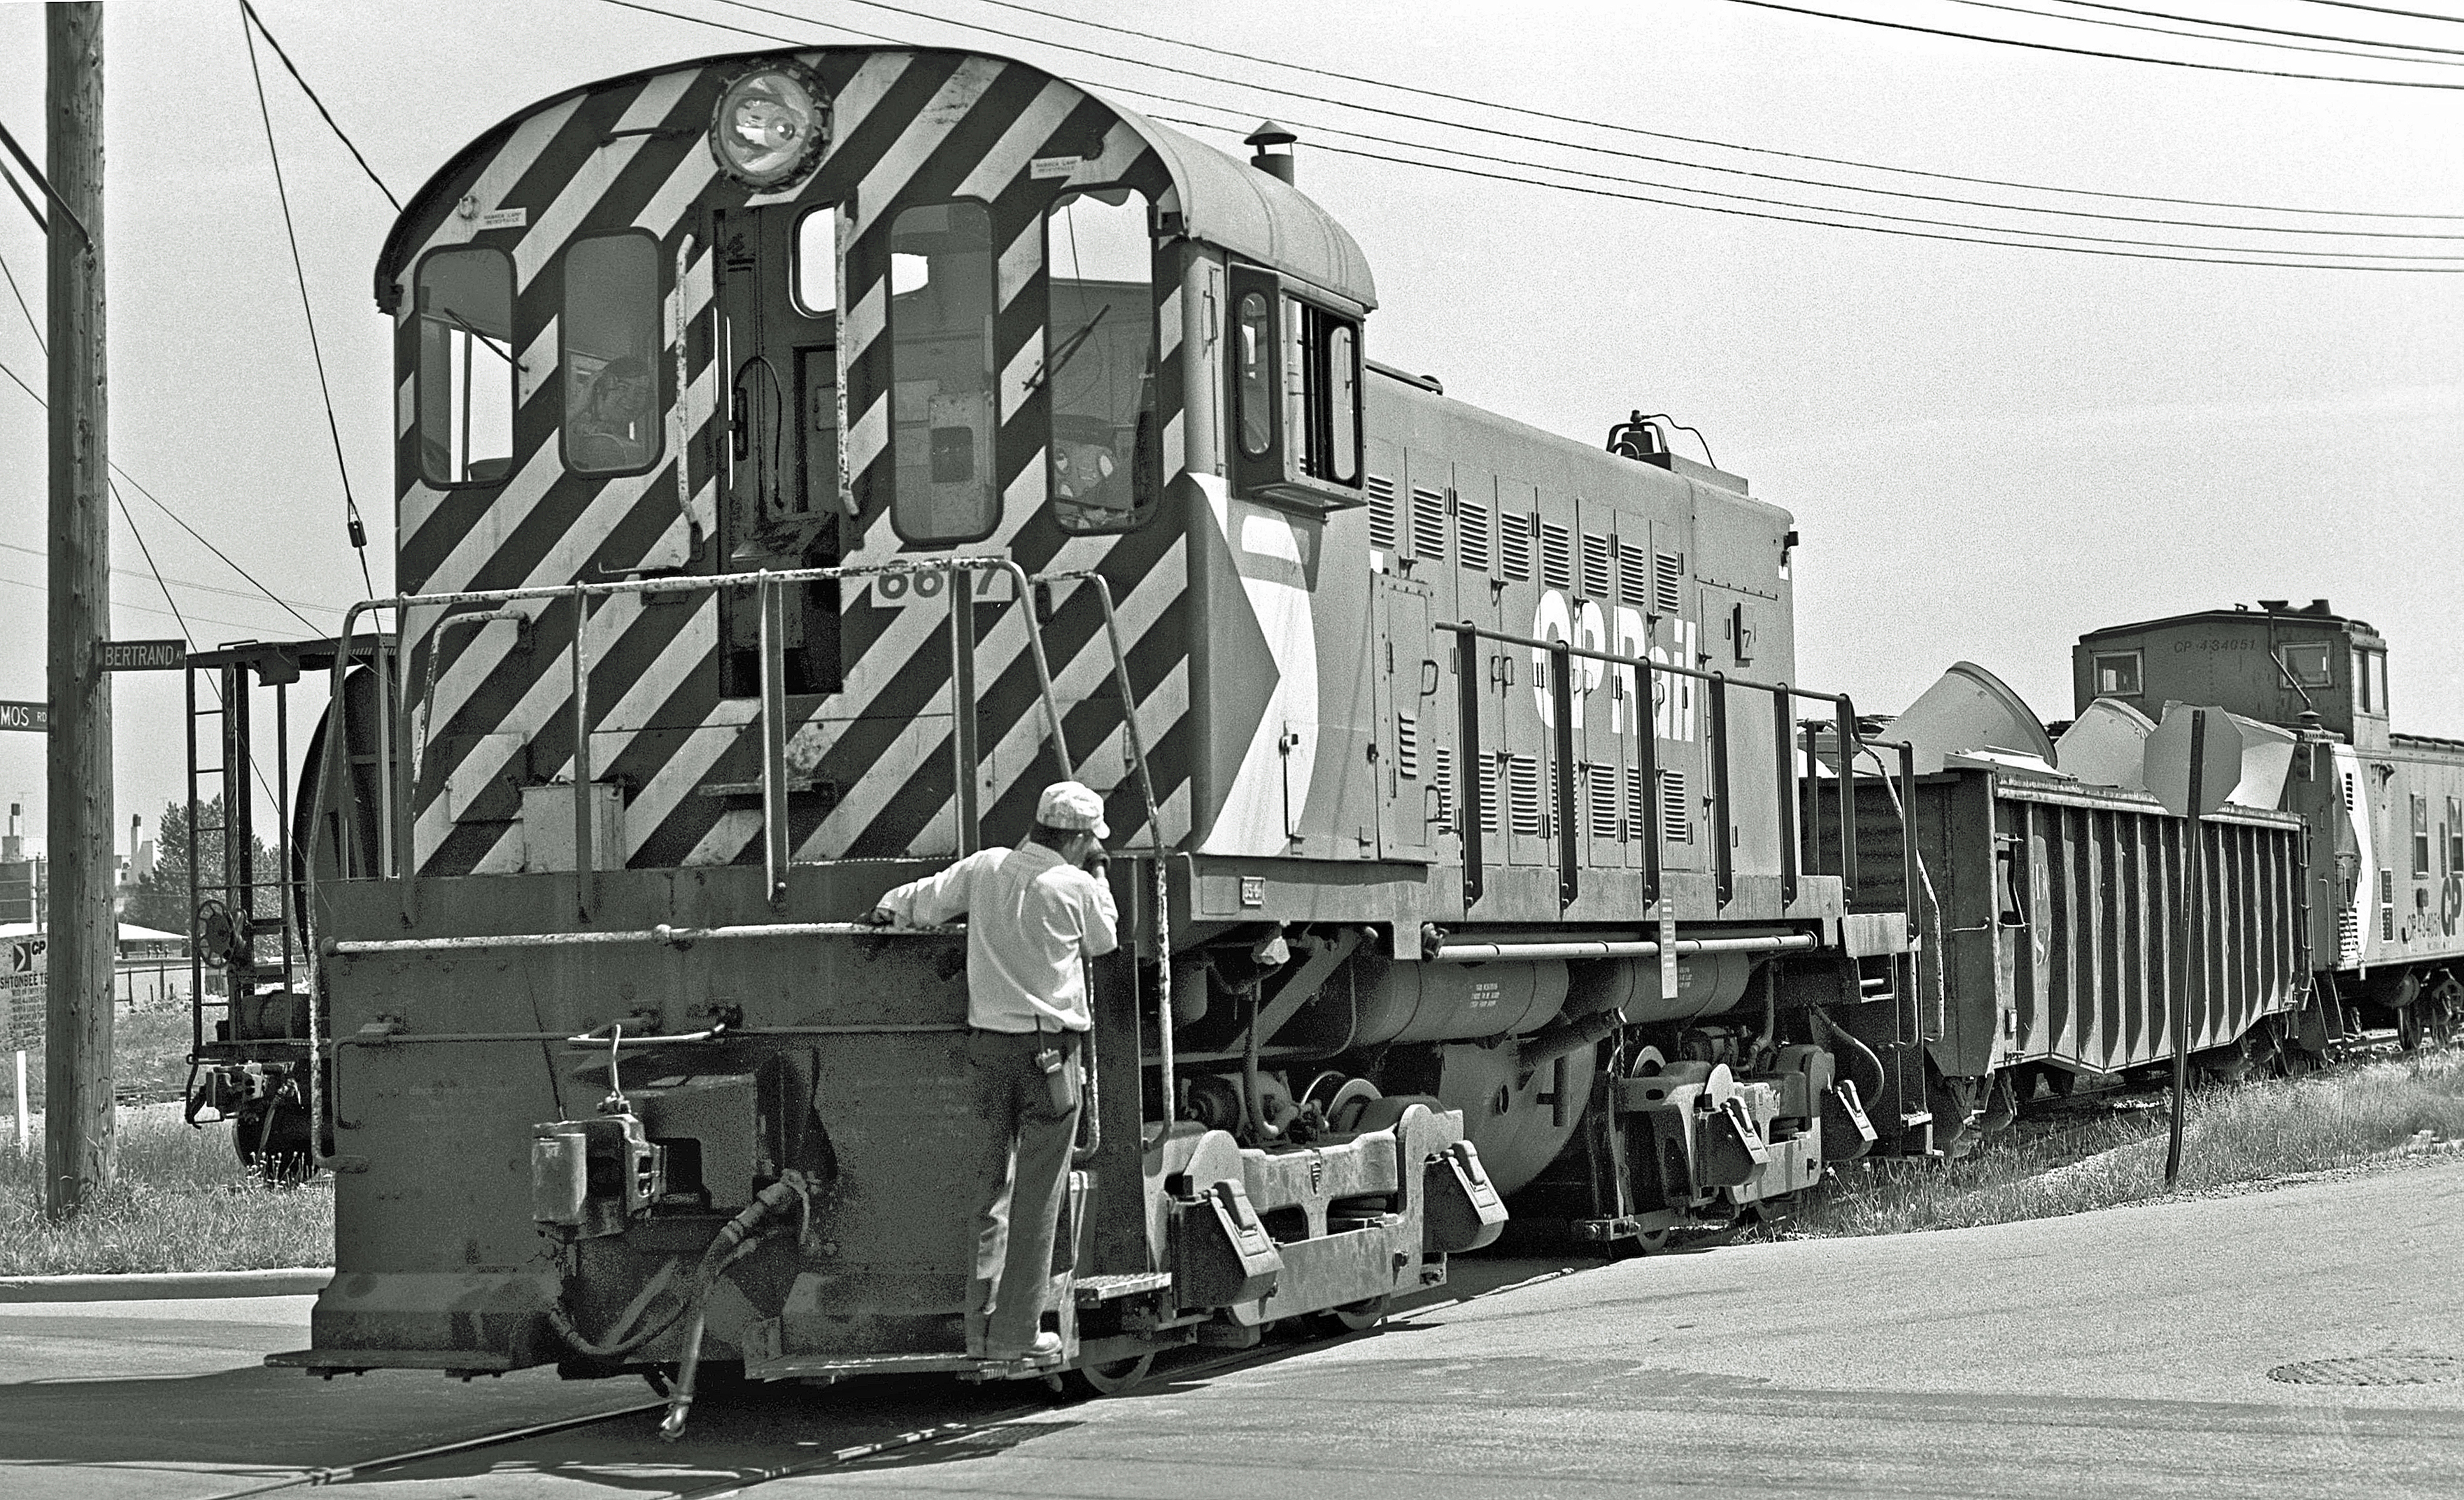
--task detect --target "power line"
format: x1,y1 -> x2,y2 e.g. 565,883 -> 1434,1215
2037,0 -> 2464,55
1718,0 -> 2464,87
1103,78 -> 2464,243
0,572 -> 311,639
2295,1 -> 2464,22
1944,0 -> 2464,63
237,1 -> 402,211
1168,122 -> 2463,271
0,154 -> 42,236
940,0 -> 2463,219
0,539 -> 344,617
238,3 -> 378,600
0,355 -> 326,632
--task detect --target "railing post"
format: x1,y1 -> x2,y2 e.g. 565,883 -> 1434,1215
950,563 -> 979,856
1636,654 -> 1660,909
1549,639 -> 1578,910
1834,695 -> 1860,904
1773,683 -> 1797,909
570,583 -> 595,923
757,575 -> 791,907
1454,624 -> 1484,907
1003,561 -> 1073,781
386,630 -> 416,925
1709,672 -> 1732,907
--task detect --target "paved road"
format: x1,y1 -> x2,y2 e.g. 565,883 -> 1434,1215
5,1161 -> 2460,1498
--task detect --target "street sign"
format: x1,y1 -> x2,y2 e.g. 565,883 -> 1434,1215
0,700 -> 45,733
101,639 -> 186,672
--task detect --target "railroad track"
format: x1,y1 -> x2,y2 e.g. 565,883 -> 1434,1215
198,1263 -> 1592,1500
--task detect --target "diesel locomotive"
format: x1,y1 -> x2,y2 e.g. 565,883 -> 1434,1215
244,43 -> 1915,1409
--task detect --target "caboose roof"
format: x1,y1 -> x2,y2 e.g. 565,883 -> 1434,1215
2081,605 -> 2378,642
374,46 -> 1376,312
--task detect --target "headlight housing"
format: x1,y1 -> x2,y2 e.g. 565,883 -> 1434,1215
709,64 -> 829,189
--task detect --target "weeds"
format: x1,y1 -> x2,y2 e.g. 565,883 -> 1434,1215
1789,1049 -> 2464,1239
0,1107 -> 332,1276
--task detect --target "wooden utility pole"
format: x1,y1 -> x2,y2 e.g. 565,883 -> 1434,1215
45,3 -> 111,1217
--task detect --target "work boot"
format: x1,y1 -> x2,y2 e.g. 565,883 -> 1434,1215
984,1329 -> 1062,1364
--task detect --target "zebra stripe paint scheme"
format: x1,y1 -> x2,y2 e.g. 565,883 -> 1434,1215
380,49 -> 1211,875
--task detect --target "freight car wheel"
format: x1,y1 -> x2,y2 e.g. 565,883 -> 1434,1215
233,1100 -> 315,1185
1060,1353 -> 1155,1397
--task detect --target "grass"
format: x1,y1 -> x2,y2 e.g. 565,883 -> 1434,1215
6,1005 -> 199,1111
1787,1049 -> 2464,1239
0,1107 -> 333,1276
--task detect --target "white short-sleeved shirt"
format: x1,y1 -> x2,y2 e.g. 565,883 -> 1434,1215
875,843 -> 1120,1033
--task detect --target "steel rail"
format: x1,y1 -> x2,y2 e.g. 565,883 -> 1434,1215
1429,933 -> 1821,962
323,921 -> 962,957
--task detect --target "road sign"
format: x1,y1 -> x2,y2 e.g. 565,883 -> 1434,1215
2145,707 -> 2242,819
101,639 -> 185,671
0,700 -> 45,733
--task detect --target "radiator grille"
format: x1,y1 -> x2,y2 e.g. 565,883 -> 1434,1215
1410,486 -> 1447,561
1662,769 -> 1691,843
1366,474 -> 1397,552
1627,766 -> 1651,841
1653,551 -> 1683,616
1541,523 -> 1573,590
1580,533 -> 1612,600
1508,753 -> 1543,837
1395,711 -> 1419,780
1500,514 -> 1534,583
1483,754 -> 1504,835
1618,542 -> 1651,607
1432,742 -> 1455,830
1457,500 -> 1490,572
1589,761 -> 1620,840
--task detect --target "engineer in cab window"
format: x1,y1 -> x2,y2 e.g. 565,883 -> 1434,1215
570,356 -> 655,471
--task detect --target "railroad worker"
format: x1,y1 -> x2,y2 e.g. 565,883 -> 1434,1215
569,355 -> 653,469
867,781 -> 1120,1363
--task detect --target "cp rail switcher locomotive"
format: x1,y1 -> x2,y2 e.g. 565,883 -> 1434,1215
258,45 -> 1911,1401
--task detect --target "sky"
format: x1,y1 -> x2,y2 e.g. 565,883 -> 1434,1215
0,0 -> 2458,856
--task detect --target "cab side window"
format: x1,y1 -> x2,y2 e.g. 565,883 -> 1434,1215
562,233 -> 663,477
888,201 -> 998,545
1289,300 -> 1360,486
1236,291 -> 1275,458
1044,188 -> 1158,534
416,247 -> 516,487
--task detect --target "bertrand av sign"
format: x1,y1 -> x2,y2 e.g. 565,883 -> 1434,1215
101,639 -> 186,672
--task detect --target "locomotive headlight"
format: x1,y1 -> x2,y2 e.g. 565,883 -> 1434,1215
709,65 -> 829,188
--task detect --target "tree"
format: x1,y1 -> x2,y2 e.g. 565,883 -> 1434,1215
123,795 -> 281,940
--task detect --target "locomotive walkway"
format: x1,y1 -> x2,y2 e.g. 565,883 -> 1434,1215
3,1159 -> 2458,1499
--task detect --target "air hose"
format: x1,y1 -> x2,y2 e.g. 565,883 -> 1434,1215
658,1178 -> 802,1442
1809,1005 -> 1888,1105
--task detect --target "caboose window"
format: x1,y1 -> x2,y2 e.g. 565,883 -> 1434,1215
1044,188 -> 1158,533
2281,640 -> 2332,688
888,201 -> 998,544
414,247 -> 516,487
562,233 -> 663,477
1236,292 -> 1274,458
2092,651 -> 2141,698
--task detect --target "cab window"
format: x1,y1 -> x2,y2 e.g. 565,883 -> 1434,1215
1236,291 -> 1274,458
562,233 -> 662,477
1044,188 -> 1158,533
2281,640 -> 2332,688
2092,651 -> 2141,697
415,246 -> 516,486
1287,300 -> 1361,486
888,201 -> 997,544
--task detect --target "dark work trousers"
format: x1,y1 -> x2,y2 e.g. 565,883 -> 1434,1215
966,1027 -> 1082,1352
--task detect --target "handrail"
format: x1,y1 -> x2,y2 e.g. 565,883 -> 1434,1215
1438,619 -> 1862,914
324,555 -> 1070,898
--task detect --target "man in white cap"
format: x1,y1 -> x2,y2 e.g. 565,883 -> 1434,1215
868,781 -> 1119,1363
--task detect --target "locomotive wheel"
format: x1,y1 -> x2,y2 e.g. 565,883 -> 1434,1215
1060,1352 -> 1156,1398
1608,1225 -> 1672,1260
1313,1294 -> 1391,1334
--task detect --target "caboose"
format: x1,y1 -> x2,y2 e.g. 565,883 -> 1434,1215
268,45 -> 1908,1408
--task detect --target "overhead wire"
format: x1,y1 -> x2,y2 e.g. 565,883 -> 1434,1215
2034,0 -> 2464,55
1135,97 -> 2462,264
2295,0 -> 2464,21
614,0 -> 2463,267
237,0 -> 404,211
933,0 -> 2464,218
1942,0 -> 2464,62
237,1 -> 378,600
1717,0 -> 2464,88
0,155 -> 42,236
0,355 -> 327,633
